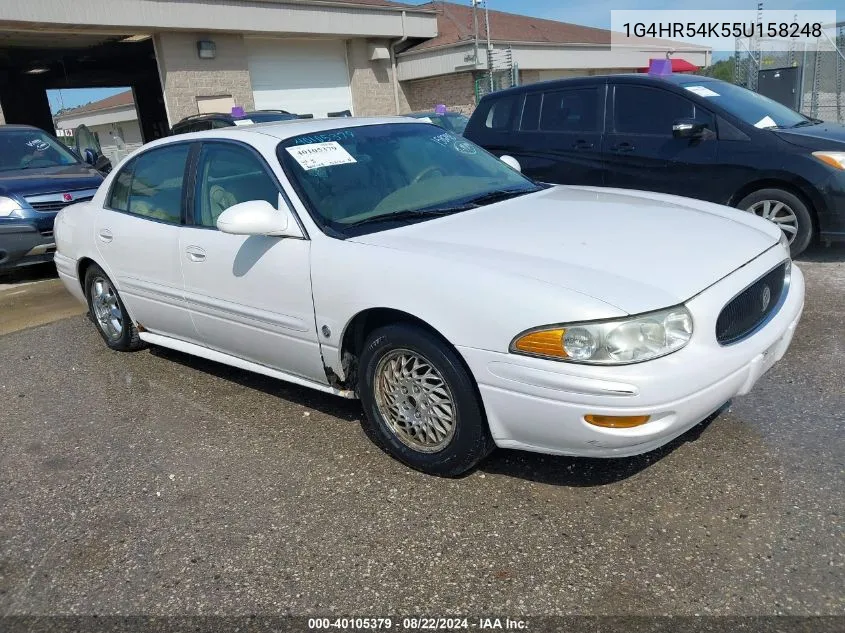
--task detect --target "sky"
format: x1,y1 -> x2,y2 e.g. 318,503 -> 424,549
47,0 -> 837,113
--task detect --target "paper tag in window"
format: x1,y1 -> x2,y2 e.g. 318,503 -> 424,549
285,141 -> 356,170
754,115 -> 777,129
684,85 -> 720,98
233,119 -> 254,126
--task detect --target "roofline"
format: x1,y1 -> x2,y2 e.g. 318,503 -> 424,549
55,102 -> 136,121
399,38 -> 712,57
255,0 -> 438,15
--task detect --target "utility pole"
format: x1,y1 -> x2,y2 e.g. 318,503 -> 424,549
484,0 -> 493,92
472,0 -> 479,65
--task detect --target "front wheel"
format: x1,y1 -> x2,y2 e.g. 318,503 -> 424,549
84,263 -> 144,351
358,324 -> 494,477
737,188 -> 814,258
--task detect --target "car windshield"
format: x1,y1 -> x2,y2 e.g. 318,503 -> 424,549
0,129 -> 81,172
678,80 -> 810,129
277,123 -> 540,235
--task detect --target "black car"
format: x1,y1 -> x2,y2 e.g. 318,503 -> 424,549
171,109 -> 300,134
0,125 -> 103,272
464,74 -> 845,256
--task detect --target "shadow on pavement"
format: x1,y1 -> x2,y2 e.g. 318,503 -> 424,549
0,263 -> 58,287
478,406 -> 725,486
796,242 -> 845,263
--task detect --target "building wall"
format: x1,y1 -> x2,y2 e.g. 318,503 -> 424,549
154,32 -> 255,125
401,72 -> 476,114
347,39 -> 409,116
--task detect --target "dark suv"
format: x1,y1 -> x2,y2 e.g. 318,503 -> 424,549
0,125 -> 103,272
464,74 -> 845,256
171,109 -> 300,134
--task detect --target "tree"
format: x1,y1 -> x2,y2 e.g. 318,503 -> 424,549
697,58 -> 735,82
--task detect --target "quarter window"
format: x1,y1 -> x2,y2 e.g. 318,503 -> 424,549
540,88 -> 600,132
520,93 -> 542,131
126,144 -> 190,223
107,159 -> 134,212
485,95 -> 518,130
194,143 -> 280,228
613,85 -> 712,136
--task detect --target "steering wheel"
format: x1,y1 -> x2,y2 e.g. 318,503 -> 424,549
412,165 -> 444,185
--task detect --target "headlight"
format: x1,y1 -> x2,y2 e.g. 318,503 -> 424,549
812,151 -> 845,170
0,195 -> 25,218
511,306 -> 694,365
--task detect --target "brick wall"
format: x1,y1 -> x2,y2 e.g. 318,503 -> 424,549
401,72 -> 477,114
520,69 -> 542,85
347,39 -> 409,116
154,32 -> 255,125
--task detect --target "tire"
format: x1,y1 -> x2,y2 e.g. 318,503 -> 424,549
84,263 -> 144,351
736,188 -> 814,258
358,323 -> 494,477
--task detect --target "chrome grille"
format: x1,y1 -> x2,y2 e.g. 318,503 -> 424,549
29,197 -> 93,213
716,262 -> 788,345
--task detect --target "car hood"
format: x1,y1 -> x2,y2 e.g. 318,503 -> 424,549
350,186 -> 781,315
0,163 -> 103,198
774,122 -> 845,150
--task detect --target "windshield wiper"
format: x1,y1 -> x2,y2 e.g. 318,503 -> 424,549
345,207 -> 467,228
790,120 -> 817,128
460,187 -> 538,206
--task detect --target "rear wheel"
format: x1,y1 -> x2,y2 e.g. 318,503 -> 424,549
737,188 -> 813,257
84,263 -> 144,351
358,323 -> 494,476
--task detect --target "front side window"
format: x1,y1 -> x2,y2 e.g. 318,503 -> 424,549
0,128 -> 81,172
613,85 -> 711,136
194,143 -> 280,228
540,88 -> 600,133
277,123 -> 541,236
125,144 -> 189,223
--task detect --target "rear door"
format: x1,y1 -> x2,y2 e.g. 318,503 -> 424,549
94,142 -> 195,340
510,84 -> 605,186
602,83 -> 718,198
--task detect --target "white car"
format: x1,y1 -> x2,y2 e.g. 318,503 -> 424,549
54,117 -> 804,476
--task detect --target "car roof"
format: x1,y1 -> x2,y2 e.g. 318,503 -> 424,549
0,124 -> 46,132
149,116 -> 424,148
481,73 -> 720,99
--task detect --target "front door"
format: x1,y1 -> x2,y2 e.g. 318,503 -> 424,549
602,84 -> 717,199
94,142 -> 195,340
179,140 -> 325,383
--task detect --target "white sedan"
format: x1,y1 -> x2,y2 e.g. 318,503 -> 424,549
54,117 -> 804,476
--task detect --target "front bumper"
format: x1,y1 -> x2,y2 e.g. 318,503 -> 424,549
458,247 -> 805,458
0,223 -> 56,271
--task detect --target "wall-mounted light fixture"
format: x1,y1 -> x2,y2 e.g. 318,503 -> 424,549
197,40 -> 217,60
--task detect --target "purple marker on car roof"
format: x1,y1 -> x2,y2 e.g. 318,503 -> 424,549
434,104 -> 447,115
231,106 -> 245,118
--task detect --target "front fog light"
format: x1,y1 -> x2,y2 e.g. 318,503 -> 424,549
563,327 -> 597,360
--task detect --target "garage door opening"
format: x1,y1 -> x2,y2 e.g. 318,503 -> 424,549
50,87 -> 143,167
0,33 -> 168,146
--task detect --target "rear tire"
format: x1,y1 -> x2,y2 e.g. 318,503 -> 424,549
358,323 -> 494,477
737,188 -> 813,258
84,263 -> 144,351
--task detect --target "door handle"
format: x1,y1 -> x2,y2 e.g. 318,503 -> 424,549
572,140 -> 594,150
611,142 -> 635,153
185,246 -> 206,262
97,229 -> 113,243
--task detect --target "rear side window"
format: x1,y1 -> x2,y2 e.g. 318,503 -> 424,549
107,160 -> 134,211
540,88 -> 600,132
123,144 -> 190,224
613,85 -> 709,136
485,95 -> 518,130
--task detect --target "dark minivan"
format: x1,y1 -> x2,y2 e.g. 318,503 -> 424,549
0,125 -> 103,272
464,74 -> 845,256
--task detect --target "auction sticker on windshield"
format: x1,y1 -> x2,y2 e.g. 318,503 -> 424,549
286,141 -> 357,170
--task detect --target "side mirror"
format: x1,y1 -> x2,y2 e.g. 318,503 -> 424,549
83,148 -> 99,165
672,119 -> 706,139
216,199 -> 301,237
500,155 -> 521,172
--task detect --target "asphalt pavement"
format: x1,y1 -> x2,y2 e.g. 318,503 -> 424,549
0,248 -> 842,620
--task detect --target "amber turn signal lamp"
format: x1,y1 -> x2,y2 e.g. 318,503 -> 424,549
584,414 -> 651,428
513,328 -> 567,358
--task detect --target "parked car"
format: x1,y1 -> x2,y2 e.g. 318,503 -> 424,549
464,74 -> 845,257
171,109 -> 299,134
0,125 -> 103,273
54,118 -> 803,476
407,111 -> 471,135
